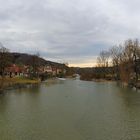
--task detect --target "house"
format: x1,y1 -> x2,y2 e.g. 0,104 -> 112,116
39,65 -> 66,77
56,68 -> 62,75
43,65 -> 53,74
52,66 -> 57,76
4,63 -> 66,78
5,64 -> 21,77
5,64 -> 29,78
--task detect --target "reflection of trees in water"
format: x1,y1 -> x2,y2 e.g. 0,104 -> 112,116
121,88 -> 140,107
13,84 -> 41,94
0,78 -> 4,90
116,87 -> 140,139
0,87 -> 4,94
0,91 -> 13,114
45,79 -> 64,87
27,84 -> 41,93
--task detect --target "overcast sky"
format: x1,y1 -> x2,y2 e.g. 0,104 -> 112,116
0,0 -> 140,67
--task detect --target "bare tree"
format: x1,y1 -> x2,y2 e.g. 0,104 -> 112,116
0,43 -> 11,89
110,45 -> 123,80
96,50 -> 110,78
98,50 -> 110,67
121,39 -> 139,82
96,56 -> 102,67
132,39 -> 140,83
0,43 -> 11,77
96,39 -> 140,85
29,52 -> 40,79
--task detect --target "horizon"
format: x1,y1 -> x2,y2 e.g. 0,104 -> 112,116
8,50 -> 95,68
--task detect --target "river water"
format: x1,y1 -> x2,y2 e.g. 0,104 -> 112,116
0,79 -> 140,140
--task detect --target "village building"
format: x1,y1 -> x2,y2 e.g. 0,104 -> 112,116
4,64 -> 66,78
5,64 -> 29,78
43,65 -> 53,74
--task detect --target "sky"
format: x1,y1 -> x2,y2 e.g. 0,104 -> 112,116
0,0 -> 140,67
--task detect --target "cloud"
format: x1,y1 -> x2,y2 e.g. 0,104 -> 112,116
0,0 -> 140,67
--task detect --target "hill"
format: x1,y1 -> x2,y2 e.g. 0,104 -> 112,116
10,52 -> 66,68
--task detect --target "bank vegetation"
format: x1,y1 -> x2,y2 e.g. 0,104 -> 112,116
81,39 -> 140,88
0,43 -> 68,91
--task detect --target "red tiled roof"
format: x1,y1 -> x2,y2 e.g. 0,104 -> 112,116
6,64 -> 27,73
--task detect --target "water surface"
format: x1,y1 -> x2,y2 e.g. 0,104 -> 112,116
0,79 -> 140,140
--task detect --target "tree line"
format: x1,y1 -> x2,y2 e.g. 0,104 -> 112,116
0,43 -> 40,78
96,39 -> 140,86
0,43 -> 42,90
0,42 -> 68,81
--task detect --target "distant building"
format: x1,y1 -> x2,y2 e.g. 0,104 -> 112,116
4,64 -> 66,78
5,64 -> 29,78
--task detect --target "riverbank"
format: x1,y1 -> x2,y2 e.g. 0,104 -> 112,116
92,78 -> 115,82
0,77 -> 40,91
81,76 -> 140,89
80,74 -> 114,82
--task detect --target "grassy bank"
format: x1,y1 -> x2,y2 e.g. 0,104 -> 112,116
10,77 -> 40,84
0,77 -> 40,90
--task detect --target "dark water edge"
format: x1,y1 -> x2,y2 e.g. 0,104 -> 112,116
81,78 -> 140,91
0,83 -> 39,94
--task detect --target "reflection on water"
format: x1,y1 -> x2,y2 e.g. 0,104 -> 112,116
45,78 -> 65,87
0,79 -> 140,140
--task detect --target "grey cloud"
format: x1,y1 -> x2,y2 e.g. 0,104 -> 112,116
0,0 -> 140,67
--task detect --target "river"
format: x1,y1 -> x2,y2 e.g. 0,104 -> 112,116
0,78 -> 140,140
